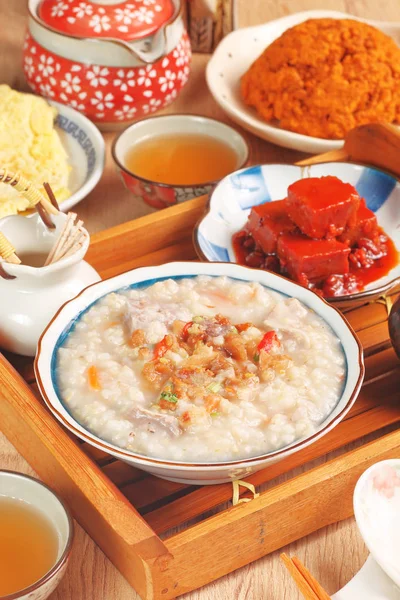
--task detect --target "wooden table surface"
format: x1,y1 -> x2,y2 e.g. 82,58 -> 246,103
2,0 -> 399,598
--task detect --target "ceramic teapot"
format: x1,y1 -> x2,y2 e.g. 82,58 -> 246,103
23,0 -> 191,127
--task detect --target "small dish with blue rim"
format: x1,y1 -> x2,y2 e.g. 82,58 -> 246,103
51,101 -> 105,212
194,162 -> 400,308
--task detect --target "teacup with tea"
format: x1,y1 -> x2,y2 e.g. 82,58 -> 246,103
112,115 -> 250,209
0,470 -> 73,600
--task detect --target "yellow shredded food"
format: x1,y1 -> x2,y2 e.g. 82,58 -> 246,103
232,479 -> 260,506
0,85 -> 70,218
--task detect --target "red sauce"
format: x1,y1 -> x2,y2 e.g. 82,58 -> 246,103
350,234 -> 398,286
233,225 -> 399,299
233,230 -> 253,264
233,177 -> 399,299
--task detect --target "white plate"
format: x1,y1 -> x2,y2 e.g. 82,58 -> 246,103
333,459 -> 400,600
354,459 -> 400,591
333,556 -> 400,600
51,101 -> 105,211
206,10 -> 400,153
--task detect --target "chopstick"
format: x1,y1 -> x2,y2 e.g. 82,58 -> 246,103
280,553 -> 332,600
35,200 -> 56,229
43,181 -> 60,211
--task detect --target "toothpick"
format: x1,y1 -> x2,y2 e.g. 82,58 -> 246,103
44,212 -> 76,266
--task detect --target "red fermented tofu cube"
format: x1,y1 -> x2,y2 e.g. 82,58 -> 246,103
277,234 -> 351,283
286,176 -> 360,239
247,200 -> 295,254
339,199 -> 378,246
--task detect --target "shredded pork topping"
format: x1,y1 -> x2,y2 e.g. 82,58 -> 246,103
128,315 -> 293,435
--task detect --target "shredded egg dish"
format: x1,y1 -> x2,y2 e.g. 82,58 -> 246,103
0,85 -> 70,218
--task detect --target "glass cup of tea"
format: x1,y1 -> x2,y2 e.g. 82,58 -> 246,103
0,470 -> 73,600
112,114 -> 250,209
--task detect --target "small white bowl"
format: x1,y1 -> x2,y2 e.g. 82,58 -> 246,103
206,10 -> 400,153
0,470 -> 73,600
35,261 -> 364,485
354,459 -> 400,591
195,162 -> 400,308
332,555 -> 400,600
51,100 -> 105,212
112,114 -> 249,209
329,460 -> 400,599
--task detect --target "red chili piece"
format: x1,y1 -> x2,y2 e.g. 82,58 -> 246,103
154,336 -> 169,359
181,321 -> 193,340
257,331 -> 279,352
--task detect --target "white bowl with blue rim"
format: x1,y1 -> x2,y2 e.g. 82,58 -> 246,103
51,101 -> 105,211
34,261 -> 364,484
195,162 -> 400,308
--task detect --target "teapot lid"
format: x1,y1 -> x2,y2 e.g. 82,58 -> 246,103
38,0 -> 175,41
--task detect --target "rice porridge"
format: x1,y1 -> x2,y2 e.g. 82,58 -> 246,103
56,276 -> 346,462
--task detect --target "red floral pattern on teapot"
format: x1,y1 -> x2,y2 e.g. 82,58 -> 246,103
23,31 -> 190,123
38,0 -> 175,40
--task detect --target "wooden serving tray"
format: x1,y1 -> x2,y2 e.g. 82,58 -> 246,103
1,196 -> 400,600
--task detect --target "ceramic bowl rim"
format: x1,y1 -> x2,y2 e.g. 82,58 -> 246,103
49,100 -> 105,212
111,113 -> 251,189
0,469 -> 74,600
353,458 -> 400,504
35,260 -> 364,471
193,161 -> 400,305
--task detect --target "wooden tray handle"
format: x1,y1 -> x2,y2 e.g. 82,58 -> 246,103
0,355 -> 171,564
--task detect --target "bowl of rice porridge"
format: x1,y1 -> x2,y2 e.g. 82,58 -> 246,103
35,262 -> 364,484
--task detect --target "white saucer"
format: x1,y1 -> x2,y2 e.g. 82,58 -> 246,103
333,556 -> 400,600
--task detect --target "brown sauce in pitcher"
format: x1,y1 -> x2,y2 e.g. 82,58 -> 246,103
18,252 -> 48,267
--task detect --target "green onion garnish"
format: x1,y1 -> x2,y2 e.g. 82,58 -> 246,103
210,411 -> 220,417
160,391 -> 178,403
253,353 -> 260,363
207,381 -> 221,394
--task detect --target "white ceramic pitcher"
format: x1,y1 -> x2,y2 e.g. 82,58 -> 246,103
0,212 -> 100,356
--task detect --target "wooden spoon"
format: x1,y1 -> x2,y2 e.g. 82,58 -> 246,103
296,123 -> 400,177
